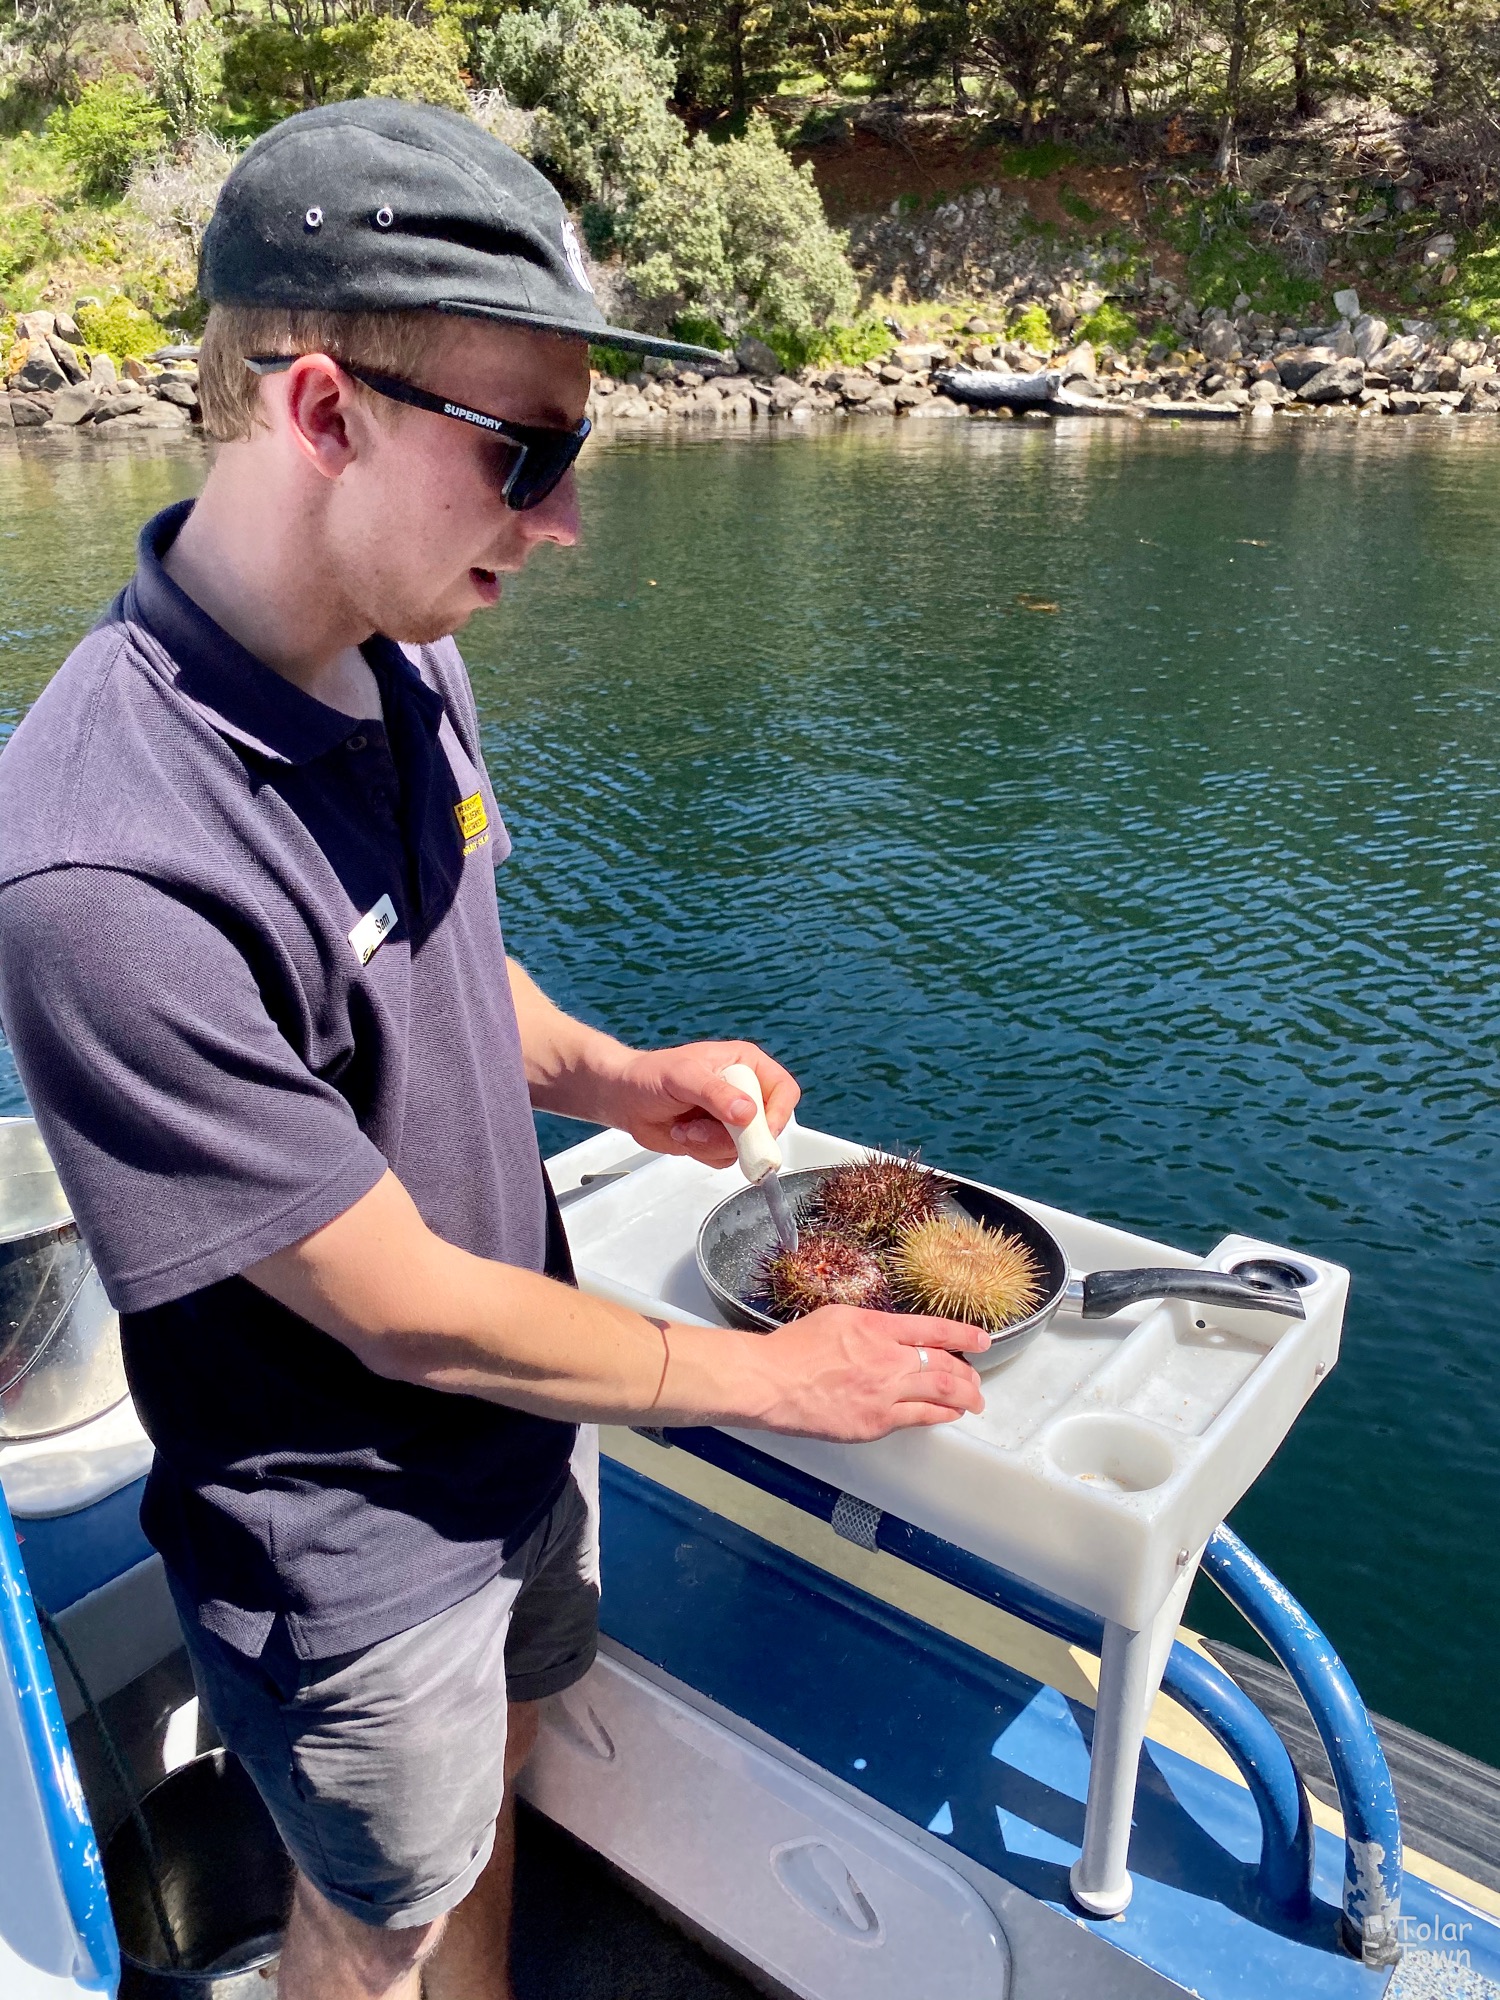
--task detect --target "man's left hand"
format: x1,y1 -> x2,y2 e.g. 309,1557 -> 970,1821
594,1041 -> 800,1167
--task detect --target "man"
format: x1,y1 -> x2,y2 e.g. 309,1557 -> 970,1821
0,101 -> 984,2000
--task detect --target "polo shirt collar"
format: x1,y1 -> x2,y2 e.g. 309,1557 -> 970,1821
123,501 -> 441,766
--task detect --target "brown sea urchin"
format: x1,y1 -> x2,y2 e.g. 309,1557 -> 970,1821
891,1215 -> 1047,1332
812,1154 -> 953,1249
762,1233 -> 894,1319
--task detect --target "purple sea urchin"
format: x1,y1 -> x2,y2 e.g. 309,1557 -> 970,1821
811,1154 -> 953,1249
762,1233 -> 894,1319
891,1215 -> 1047,1332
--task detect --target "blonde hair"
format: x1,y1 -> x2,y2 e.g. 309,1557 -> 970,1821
197,304 -> 443,442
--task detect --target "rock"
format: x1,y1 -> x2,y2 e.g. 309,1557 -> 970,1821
831,372 -> 878,403
877,362 -> 907,384
906,395 -> 967,419
9,393 -> 52,427
154,377 -> 200,409
89,351 -> 118,390
107,400 -> 190,431
0,396 -> 10,430
1333,287 -> 1360,322
1248,378 -> 1286,404
146,343 -> 201,364
1199,320 -> 1242,364
770,379 -> 811,413
51,384 -> 99,425
1414,357 -> 1461,393
1058,341 -> 1096,382
1449,338 -> 1486,367
13,345 -> 66,394
48,338 -> 87,385
1276,345 -> 1337,391
1352,315 -> 1388,362
15,311 -> 55,341
735,338 -> 780,379
52,312 -> 82,345
892,382 -> 932,408
721,394 -> 752,421
122,356 -> 152,384
855,393 -> 896,416
1386,391 -> 1422,414
91,391 -> 147,422
1297,358 -> 1364,403
1419,233 -> 1456,268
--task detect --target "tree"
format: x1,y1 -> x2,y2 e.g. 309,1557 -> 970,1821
135,0 -> 223,146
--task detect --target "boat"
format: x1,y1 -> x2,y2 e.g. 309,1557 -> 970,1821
3,1109 -> 1498,1998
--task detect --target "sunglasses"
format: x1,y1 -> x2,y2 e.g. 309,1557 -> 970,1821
245,356 -> 591,511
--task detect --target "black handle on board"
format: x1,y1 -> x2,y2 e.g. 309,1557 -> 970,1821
1079,1267 -> 1306,1321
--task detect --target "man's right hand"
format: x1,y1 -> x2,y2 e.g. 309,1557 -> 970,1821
247,1168 -> 987,1441
741,1305 -> 986,1439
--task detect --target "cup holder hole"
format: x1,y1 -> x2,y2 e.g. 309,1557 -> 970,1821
1046,1415 -> 1177,1494
1229,1255 -> 1318,1293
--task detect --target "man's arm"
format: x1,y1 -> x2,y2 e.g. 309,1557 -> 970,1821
506,958 -> 798,1167
247,1170 -> 986,1441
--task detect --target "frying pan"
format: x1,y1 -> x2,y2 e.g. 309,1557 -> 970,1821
695,1165 -> 1307,1351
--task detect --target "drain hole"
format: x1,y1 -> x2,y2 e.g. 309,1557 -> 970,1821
1229,1256 -> 1316,1292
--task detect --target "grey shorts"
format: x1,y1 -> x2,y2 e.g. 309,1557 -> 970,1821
168,1444 -> 599,1930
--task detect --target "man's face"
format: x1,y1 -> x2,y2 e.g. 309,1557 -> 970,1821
322,318 -> 589,646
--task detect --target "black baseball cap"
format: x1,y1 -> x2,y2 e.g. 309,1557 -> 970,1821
200,98 -> 723,365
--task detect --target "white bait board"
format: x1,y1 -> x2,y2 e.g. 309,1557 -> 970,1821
552,1122 -> 1347,1633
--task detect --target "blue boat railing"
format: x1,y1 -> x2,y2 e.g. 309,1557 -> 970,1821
0,1485 -> 120,1994
643,1425 -> 1403,1968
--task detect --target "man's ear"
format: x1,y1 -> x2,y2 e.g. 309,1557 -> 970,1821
279,352 -> 361,481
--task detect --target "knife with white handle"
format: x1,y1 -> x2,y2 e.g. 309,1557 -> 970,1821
720,1062 -> 799,1253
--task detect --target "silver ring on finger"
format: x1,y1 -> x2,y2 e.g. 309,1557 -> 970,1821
917,1347 -> 929,1372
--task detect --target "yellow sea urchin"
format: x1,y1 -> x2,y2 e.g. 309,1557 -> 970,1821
891,1215 -> 1047,1332
812,1154 -> 953,1249
762,1233 -> 893,1319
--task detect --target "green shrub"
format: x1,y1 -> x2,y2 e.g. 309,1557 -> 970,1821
49,74 -> 168,197
589,342 -> 639,377
75,293 -> 168,361
1007,302 -> 1054,349
759,314 -> 891,372
330,18 -> 468,113
999,141 -> 1078,180
1059,188 -> 1097,223
135,0 -> 222,145
223,16 -> 466,119
477,3 -> 858,342
671,310 -> 731,350
1077,299 -> 1136,348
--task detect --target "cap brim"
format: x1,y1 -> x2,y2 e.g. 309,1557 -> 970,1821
437,299 -> 727,366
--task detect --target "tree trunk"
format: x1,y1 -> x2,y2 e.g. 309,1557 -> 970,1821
1293,20 -> 1314,119
1215,0 -> 1249,180
728,0 -> 748,119
952,56 -> 969,108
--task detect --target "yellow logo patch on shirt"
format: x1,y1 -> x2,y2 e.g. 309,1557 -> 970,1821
454,791 -> 490,855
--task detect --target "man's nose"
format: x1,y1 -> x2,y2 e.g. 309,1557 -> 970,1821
520,468 -> 580,548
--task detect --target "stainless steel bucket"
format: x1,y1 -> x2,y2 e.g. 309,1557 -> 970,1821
105,1750 -> 294,1998
0,1115 -> 126,1440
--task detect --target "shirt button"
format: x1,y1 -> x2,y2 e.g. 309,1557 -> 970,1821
347,733 -> 367,753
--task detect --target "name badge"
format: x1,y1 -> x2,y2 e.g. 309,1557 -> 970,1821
349,893 -> 398,966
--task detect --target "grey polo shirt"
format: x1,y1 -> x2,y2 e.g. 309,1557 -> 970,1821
0,500 -> 577,1659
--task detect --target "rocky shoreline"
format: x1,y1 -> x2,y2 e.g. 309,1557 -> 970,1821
7,303 -> 1500,444
593,311 -> 1500,428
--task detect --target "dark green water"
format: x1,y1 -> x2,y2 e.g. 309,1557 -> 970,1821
2,421 -> 1496,1765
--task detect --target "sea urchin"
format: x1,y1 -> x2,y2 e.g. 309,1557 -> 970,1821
762,1232 -> 894,1319
812,1153 -> 953,1249
891,1215 -> 1047,1333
